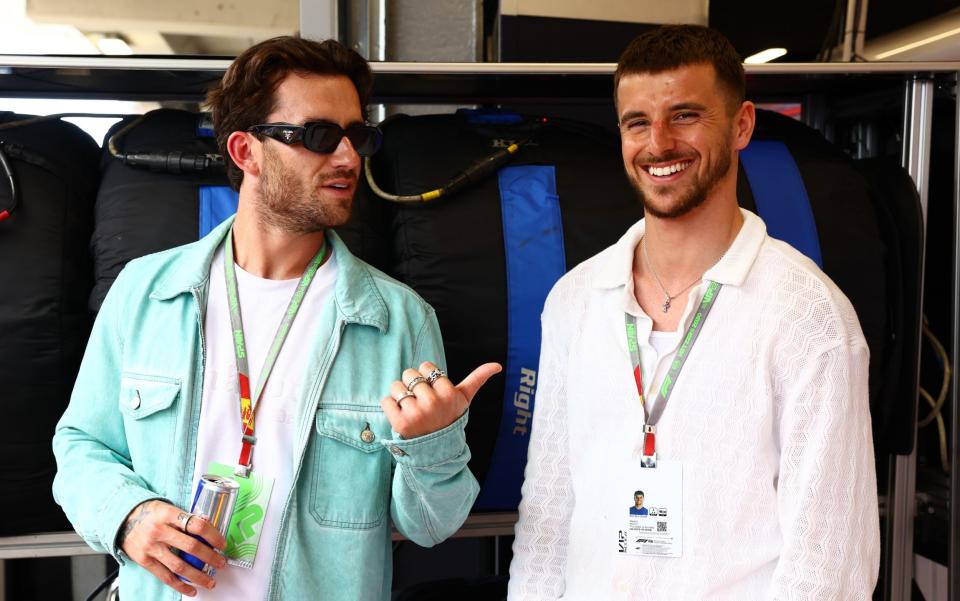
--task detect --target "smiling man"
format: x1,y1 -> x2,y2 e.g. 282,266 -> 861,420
509,25 -> 879,600
53,36 -> 499,601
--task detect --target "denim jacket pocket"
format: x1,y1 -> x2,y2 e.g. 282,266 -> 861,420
311,408 -> 391,529
117,372 -> 182,493
118,372 -> 181,419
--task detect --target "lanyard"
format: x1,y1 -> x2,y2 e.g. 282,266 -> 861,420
223,228 -> 328,477
624,280 -> 722,460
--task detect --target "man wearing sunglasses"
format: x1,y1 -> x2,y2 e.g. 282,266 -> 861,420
53,36 -> 498,601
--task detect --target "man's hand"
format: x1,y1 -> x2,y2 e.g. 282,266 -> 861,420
117,499 -> 227,597
380,361 -> 501,439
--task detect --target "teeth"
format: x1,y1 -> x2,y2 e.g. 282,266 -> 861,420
647,161 -> 691,177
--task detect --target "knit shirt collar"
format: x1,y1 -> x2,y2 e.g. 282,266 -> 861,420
593,208 -> 766,290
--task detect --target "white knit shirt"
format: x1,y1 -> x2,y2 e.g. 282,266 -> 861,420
508,209 -> 880,601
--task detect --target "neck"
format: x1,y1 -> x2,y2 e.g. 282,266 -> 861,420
231,204 -> 326,280
631,188 -> 743,330
638,196 -> 742,288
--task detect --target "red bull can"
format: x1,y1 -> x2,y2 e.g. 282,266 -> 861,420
181,474 -> 239,577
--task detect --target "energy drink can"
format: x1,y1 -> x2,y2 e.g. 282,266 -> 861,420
180,474 -> 239,577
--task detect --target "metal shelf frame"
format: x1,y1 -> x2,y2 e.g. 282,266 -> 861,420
0,55 -> 959,73
0,56 -> 959,101
0,57 -> 956,601
0,512 -> 519,559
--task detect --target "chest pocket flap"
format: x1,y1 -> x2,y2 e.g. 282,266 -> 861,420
315,409 -> 392,451
119,373 -> 181,420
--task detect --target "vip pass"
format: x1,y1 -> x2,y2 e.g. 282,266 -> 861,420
611,281 -> 721,560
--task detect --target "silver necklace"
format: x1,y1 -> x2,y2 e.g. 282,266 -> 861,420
642,237 -> 703,313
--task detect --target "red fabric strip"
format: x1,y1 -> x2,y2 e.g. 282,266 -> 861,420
643,431 -> 656,457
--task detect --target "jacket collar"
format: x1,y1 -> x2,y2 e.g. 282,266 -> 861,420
593,208 -> 766,290
150,214 -> 388,332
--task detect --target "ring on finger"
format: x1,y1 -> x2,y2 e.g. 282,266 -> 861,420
405,376 -> 427,392
176,511 -> 193,533
394,390 -> 415,404
425,369 -> 447,385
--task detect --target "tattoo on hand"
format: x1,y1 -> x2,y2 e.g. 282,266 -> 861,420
119,503 -> 152,546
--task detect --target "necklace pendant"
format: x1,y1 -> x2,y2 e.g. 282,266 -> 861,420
662,298 -> 671,313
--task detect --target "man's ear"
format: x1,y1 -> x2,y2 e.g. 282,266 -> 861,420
226,131 -> 261,179
732,100 -> 756,151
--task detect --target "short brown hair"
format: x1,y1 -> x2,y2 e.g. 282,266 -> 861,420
614,25 -> 745,112
206,36 -> 372,191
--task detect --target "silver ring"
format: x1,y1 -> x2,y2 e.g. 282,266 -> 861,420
425,369 -> 447,385
405,376 -> 427,392
176,512 -> 194,533
393,391 -> 415,404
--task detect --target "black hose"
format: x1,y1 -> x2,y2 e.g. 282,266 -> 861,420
84,566 -> 120,601
0,142 -> 18,221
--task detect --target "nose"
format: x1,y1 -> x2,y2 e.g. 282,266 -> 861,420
648,120 -> 676,155
329,135 -> 360,170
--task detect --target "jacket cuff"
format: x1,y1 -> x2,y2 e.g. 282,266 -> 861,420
381,410 -> 469,468
99,481 -> 167,563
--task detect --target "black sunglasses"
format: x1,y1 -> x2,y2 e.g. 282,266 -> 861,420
246,121 -> 382,157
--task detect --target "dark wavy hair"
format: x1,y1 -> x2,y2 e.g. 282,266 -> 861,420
206,36 -> 372,191
614,25 -> 745,113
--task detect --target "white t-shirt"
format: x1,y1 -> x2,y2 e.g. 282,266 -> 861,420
644,330 -> 680,418
188,245 -> 336,600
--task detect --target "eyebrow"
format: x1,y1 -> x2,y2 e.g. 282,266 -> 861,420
619,102 -> 709,122
303,117 -> 365,126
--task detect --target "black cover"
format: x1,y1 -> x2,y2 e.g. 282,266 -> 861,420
393,575 -> 507,601
338,111 -> 643,492
0,112 -> 100,534
90,109 -> 229,311
854,157 -> 924,458
744,110 -> 904,456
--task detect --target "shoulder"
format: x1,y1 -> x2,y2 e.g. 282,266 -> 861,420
121,239 -> 198,277
332,248 -> 438,338
543,238 -> 622,316
752,236 -> 865,350
107,240 -> 202,302
364,261 -> 436,316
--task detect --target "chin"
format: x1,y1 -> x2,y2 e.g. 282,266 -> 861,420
633,181 -> 706,220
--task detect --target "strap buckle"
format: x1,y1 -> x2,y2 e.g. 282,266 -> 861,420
235,434 -> 257,478
642,424 -> 657,468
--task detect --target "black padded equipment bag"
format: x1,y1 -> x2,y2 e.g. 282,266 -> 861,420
91,109 -> 232,312
0,112 -> 100,534
339,111 -> 643,509
341,108 -> 905,511
743,110 -> 905,456
854,157 -> 924,459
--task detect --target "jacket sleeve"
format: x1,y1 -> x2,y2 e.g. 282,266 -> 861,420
769,337 -> 880,599
51,270 -> 164,563
508,293 -> 573,600
383,307 -> 480,547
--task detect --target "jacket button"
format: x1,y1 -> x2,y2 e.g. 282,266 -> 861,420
130,391 -> 142,410
360,425 -> 375,444
389,445 -> 406,457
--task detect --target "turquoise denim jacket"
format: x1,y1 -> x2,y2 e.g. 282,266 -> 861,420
52,217 -> 479,600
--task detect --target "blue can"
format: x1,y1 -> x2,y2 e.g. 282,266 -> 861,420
181,474 -> 239,577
